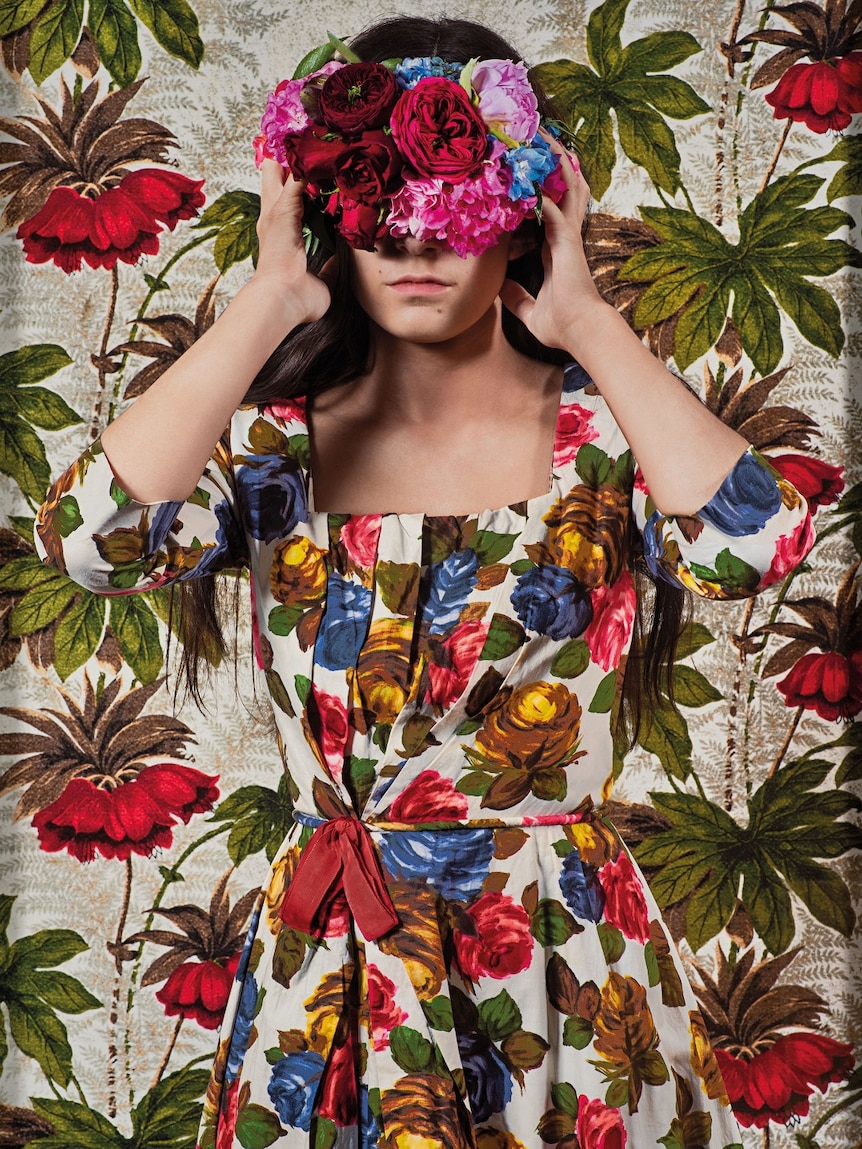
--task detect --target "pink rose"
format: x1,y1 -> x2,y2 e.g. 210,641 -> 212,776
583,571 -> 636,672
760,513 -> 815,589
341,514 -> 382,568
553,402 -> 599,467
576,1095 -> 627,1149
367,963 -> 407,1049
599,850 -> 651,943
472,59 -> 540,143
388,770 -> 469,822
426,619 -> 488,708
265,396 -> 306,424
312,686 -> 349,778
454,892 -> 533,980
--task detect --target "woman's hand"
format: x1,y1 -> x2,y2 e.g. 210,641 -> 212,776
499,144 -> 605,354
252,159 -> 332,326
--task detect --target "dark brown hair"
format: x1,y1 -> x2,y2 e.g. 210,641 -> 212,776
174,15 -> 687,738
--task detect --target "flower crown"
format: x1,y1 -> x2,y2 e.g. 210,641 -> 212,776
254,36 -> 568,258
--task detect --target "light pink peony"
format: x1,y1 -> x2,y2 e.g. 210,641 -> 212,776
472,59 -> 540,143
583,571 -> 636,672
257,62 -> 344,167
341,514 -> 383,569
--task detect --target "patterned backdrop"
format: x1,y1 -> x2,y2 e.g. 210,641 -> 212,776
0,1 -> 859,1147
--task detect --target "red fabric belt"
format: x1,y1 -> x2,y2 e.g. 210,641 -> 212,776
279,816 -> 399,941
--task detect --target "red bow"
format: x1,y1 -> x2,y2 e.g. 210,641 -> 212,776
279,817 -> 399,941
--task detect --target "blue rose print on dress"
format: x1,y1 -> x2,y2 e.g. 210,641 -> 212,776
379,828 -> 494,902
360,1085 -> 379,1147
559,851 -> 606,923
697,450 -> 782,536
180,497 -> 246,579
457,1031 -> 513,1123
148,500 -> 183,551
316,572 -> 374,670
640,510 -> 670,583
510,565 -> 593,639
424,549 -> 479,634
267,1049 -> 326,1130
236,454 -> 308,544
225,969 -> 259,1083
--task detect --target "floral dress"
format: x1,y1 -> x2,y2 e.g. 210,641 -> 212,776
35,362 -> 812,1149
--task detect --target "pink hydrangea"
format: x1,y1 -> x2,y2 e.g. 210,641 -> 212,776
472,58 -> 540,143
386,164 -> 532,258
257,62 -> 344,167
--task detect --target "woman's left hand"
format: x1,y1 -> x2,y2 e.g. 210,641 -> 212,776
499,142 -> 602,353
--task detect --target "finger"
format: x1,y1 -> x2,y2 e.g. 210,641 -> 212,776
260,158 -> 287,214
499,279 -> 537,325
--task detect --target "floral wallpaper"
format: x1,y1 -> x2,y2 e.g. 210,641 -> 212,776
0,1 -> 859,1147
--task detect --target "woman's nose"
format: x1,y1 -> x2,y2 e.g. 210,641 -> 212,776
393,232 -> 445,256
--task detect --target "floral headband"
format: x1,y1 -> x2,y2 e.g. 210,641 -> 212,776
254,37 -> 569,257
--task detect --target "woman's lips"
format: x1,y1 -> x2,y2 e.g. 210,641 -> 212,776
388,277 -> 450,295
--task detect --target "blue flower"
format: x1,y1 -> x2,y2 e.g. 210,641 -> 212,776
149,500 -> 183,551
360,1085 -> 379,1147
178,497 -> 246,580
457,1031 -> 513,1123
267,1050 -> 326,1130
395,56 -> 464,88
379,827 -> 494,902
559,851 -> 605,923
697,451 -> 782,537
641,511 -> 670,581
510,564 -> 593,639
315,572 -> 373,670
225,970 -> 258,1083
504,138 -> 558,200
424,549 -> 479,634
235,454 -> 308,543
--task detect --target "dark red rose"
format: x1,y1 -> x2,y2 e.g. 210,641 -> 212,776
329,195 -> 385,251
770,453 -> 845,509
156,952 -> 240,1029
716,1033 -> 854,1128
390,77 -> 489,180
777,649 -> 862,721
766,53 -> 862,132
333,130 -> 402,203
454,892 -> 533,980
31,763 -> 220,862
16,169 -> 205,273
283,125 -> 346,186
318,62 -> 399,134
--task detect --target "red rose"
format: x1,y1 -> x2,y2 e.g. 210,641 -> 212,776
716,1032 -> 854,1128
770,453 -> 844,509
388,769 -> 469,822
390,78 -> 489,180
340,514 -> 382,568
576,1094 -> 626,1149
333,130 -> 402,203
776,649 -> 862,721
318,62 -> 400,134
599,849 -> 651,943
454,892 -> 533,981
156,953 -> 240,1030
425,619 -> 488,709
31,763 -> 219,862
283,125 -> 346,186
367,963 -> 407,1049
216,1078 -> 240,1149
332,195 -> 385,251
310,685 -> 350,780
766,53 -> 862,133
16,169 -> 204,273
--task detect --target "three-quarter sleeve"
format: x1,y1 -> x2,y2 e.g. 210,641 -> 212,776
631,446 -> 813,598
34,433 -> 248,594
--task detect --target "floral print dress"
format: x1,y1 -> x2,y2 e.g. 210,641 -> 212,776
35,362 -> 813,1149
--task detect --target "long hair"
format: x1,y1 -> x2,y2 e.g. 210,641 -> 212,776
175,15 -> 687,736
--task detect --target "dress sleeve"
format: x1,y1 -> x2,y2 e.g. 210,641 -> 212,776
631,446 -> 813,598
34,432 -> 248,594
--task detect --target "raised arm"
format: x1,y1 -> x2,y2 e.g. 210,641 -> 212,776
500,151 -> 749,516
98,161 -> 331,504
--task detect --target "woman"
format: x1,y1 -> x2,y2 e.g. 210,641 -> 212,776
35,16 -> 811,1149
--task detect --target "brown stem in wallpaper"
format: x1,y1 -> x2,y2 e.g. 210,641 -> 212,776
767,704 -> 804,779
151,1015 -> 184,1090
725,0 -> 748,77
715,79 -> 730,228
107,855 -> 134,1118
758,118 -> 792,194
89,263 -> 120,442
725,597 -> 756,809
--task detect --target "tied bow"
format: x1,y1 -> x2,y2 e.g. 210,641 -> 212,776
279,816 -> 399,941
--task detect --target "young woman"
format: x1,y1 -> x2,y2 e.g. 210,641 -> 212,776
35,16 -> 811,1149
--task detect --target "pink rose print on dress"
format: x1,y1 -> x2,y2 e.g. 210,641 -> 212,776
553,402 -> 600,467
388,770 -> 469,822
576,1094 -> 627,1148
341,514 -> 383,569
760,513 -> 815,589
426,619 -> 489,708
598,850 -> 651,944
310,685 -> 350,779
367,963 -> 407,1049
454,892 -> 533,980
583,571 -> 636,672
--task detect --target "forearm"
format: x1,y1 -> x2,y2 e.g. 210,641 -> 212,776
99,277 -> 306,503
562,299 -> 748,515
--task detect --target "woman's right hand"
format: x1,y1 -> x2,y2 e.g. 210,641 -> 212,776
252,159 -> 332,326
